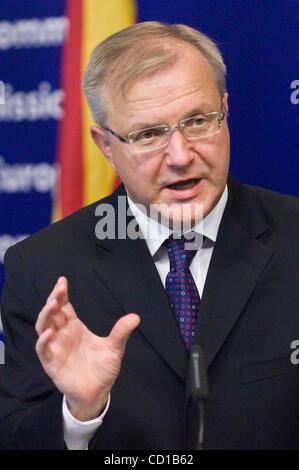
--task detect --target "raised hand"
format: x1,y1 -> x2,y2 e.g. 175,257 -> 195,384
35,276 -> 140,421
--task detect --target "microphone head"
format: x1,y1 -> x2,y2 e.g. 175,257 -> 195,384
190,344 -> 209,403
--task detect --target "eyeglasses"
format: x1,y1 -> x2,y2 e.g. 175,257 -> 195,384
100,104 -> 226,153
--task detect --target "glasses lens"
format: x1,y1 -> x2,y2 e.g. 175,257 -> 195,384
183,113 -> 221,139
130,126 -> 168,151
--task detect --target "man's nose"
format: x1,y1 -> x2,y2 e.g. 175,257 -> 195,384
164,127 -> 193,167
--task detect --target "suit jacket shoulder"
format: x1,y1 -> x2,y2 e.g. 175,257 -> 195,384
227,176 -> 299,241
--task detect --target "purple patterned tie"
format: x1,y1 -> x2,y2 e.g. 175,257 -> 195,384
165,236 -> 200,352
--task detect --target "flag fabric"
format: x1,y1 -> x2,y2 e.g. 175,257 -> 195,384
53,0 -> 136,220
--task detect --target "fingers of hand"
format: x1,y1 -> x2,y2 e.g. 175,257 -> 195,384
109,313 -> 140,353
46,276 -> 68,305
36,316 -> 81,369
35,277 -> 75,336
35,327 -> 54,365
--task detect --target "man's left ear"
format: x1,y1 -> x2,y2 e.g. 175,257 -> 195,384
90,125 -> 116,170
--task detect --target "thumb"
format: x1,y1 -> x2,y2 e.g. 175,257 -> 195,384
109,313 -> 140,353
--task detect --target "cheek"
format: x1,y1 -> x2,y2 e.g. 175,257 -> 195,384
117,156 -> 161,202
110,144 -> 135,177
198,144 -> 227,172
205,135 -> 230,179
128,155 -> 162,186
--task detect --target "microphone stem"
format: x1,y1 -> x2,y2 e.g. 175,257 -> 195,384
197,400 -> 205,450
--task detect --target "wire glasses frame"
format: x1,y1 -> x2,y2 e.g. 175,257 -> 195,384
99,103 -> 227,153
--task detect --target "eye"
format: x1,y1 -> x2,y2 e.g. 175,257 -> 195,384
189,116 -> 208,127
134,127 -> 164,143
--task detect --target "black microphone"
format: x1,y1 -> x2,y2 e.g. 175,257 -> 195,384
190,344 -> 209,450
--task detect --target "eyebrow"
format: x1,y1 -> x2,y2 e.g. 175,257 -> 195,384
181,103 -> 219,119
126,103 -> 220,133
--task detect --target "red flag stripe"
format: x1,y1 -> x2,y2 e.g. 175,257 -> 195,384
58,0 -> 83,218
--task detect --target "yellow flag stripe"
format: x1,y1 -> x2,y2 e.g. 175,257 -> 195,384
81,0 -> 136,206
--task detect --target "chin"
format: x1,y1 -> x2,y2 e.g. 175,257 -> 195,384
156,201 -> 205,231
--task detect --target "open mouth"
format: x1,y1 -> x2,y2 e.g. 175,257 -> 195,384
166,178 -> 200,190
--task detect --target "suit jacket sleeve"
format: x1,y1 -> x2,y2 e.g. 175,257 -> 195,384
0,245 -> 65,450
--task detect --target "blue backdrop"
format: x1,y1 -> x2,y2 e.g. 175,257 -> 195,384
0,0 -> 298,340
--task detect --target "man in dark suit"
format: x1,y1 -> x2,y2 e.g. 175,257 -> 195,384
0,22 -> 298,450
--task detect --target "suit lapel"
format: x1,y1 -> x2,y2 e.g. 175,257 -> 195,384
197,210 -> 274,370
194,177 -> 274,369
93,191 -> 188,382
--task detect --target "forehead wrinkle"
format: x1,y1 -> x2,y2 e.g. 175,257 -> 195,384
106,46 -> 219,131
126,69 -> 212,106
125,79 -> 204,109
120,85 -> 219,132
120,74 -> 211,119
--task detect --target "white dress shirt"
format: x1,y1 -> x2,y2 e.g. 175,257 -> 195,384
63,186 -> 228,449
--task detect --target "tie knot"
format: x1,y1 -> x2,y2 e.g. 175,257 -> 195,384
166,236 -> 197,271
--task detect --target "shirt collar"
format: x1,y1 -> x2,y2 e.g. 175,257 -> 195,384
127,185 -> 228,257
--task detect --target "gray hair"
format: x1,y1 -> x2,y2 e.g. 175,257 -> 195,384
83,21 -> 227,126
